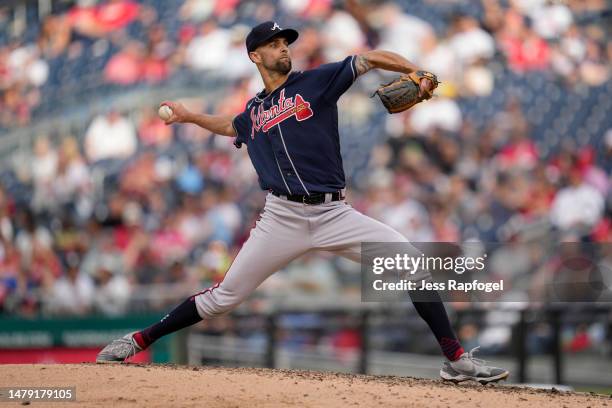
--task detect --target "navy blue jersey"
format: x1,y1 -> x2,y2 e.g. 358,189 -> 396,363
232,55 -> 358,195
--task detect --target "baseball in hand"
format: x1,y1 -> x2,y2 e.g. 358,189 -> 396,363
158,105 -> 173,121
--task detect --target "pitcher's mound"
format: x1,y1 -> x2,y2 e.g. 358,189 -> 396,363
0,364 -> 609,407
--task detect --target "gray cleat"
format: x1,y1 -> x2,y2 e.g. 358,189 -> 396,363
440,346 -> 509,384
96,332 -> 143,364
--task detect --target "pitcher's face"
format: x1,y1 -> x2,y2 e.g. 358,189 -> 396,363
250,36 -> 292,75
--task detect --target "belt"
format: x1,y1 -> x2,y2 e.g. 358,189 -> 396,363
271,190 -> 345,205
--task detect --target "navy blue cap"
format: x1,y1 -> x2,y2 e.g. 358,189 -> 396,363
246,21 -> 299,53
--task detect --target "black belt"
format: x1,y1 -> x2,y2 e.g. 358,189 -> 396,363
271,190 -> 345,205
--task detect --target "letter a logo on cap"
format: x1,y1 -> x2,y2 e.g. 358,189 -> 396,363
271,22 -> 281,31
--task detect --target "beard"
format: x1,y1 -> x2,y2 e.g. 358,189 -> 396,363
267,57 -> 292,75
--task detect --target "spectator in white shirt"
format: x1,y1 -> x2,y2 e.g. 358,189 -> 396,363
374,3 -> 435,63
47,259 -> 95,315
321,8 -> 366,62
185,20 -> 230,71
92,255 -> 131,316
31,136 -> 58,210
530,1 -> 573,39
449,15 -> 495,66
53,136 -> 92,205
409,97 -> 463,135
550,168 -> 605,234
223,25 -> 258,80
84,110 -> 137,163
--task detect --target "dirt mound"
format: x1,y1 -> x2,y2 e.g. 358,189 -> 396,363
0,364 -> 609,407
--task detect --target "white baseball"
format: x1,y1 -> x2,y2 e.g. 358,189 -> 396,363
158,105 -> 173,121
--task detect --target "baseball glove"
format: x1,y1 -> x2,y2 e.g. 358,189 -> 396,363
372,71 -> 439,114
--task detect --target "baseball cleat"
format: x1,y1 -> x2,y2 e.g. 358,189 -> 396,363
96,331 -> 143,364
440,346 -> 509,384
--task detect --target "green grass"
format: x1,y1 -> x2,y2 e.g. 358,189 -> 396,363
574,385 -> 612,396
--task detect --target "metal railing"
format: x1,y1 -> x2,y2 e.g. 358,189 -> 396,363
184,302 -> 612,387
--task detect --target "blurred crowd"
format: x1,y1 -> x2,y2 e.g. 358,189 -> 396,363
0,0 -> 610,127
0,0 -> 610,354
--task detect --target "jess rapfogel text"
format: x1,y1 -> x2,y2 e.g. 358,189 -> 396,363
372,279 -> 504,293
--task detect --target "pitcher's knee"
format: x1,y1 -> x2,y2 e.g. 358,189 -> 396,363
193,285 -> 245,318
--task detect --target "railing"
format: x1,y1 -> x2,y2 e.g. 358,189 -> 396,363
2,282 -> 611,386
183,301 -> 612,387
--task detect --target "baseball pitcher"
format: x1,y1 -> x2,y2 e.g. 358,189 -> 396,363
97,21 -> 509,384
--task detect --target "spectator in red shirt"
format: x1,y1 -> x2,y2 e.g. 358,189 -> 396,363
497,9 -> 551,72
137,107 -> 173,147
142,24 -> 173,84
496,130 -> 539,170
69,0 -> 139,37
96,0 -> 139,31
104,41 -> 144,85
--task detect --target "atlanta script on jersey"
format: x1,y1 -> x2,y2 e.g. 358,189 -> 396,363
232,55 -> 358,195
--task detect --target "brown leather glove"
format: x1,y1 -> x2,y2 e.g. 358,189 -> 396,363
373,71 -> 439,114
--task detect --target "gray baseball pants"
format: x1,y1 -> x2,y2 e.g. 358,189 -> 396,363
194,192 -> 410,318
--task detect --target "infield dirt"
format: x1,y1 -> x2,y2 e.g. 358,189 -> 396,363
1,364 -> 610,407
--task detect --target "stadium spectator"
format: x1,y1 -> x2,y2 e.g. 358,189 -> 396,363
560,24 -> 587,65
92,255 -> 131,316
223,25 -> 257,80
373,2 -> 434,62
27,241 -> 63,292
579,39 -> 609,86
0,238 -> 21,312
14,210 -> 53,269
284,254 -> 340,295
31,136 -> 58,210
175,157 -> 205,195
84,110 -> 137,162
149,214 -> 191,265
0,187 -> 13,241
37,14 -> 72,58
179,0 -> 215,23
374,188 -> 434,241
216,78 -> 253,116
550,167 -> 605,235
496,129 -> 539,171
290,25 -> 325,71
46,255 -> 95,315
185,20 -> 231,71
462,61 -> 495,97
1,82 -> 35,127
53,136 -> 92,206
69,0 -> 140,38
530,1 -> 573,39
141,23 -> 172,83
137,107 -> 173,147
421,34 -> 459,84
199,240 -> 232,284
408,96 -> 463,134
501,26 -> 551,72
104,41 -> 145,85
449,14 -> 495,66
321,7 -> 366,62
6,42 -> 48,87
202,187 -> 242,245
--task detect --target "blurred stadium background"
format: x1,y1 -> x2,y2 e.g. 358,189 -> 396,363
0,0 -> 610,393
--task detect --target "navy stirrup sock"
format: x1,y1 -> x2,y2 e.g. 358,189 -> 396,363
133,297 -> 202,349
410,291 -> 465,361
